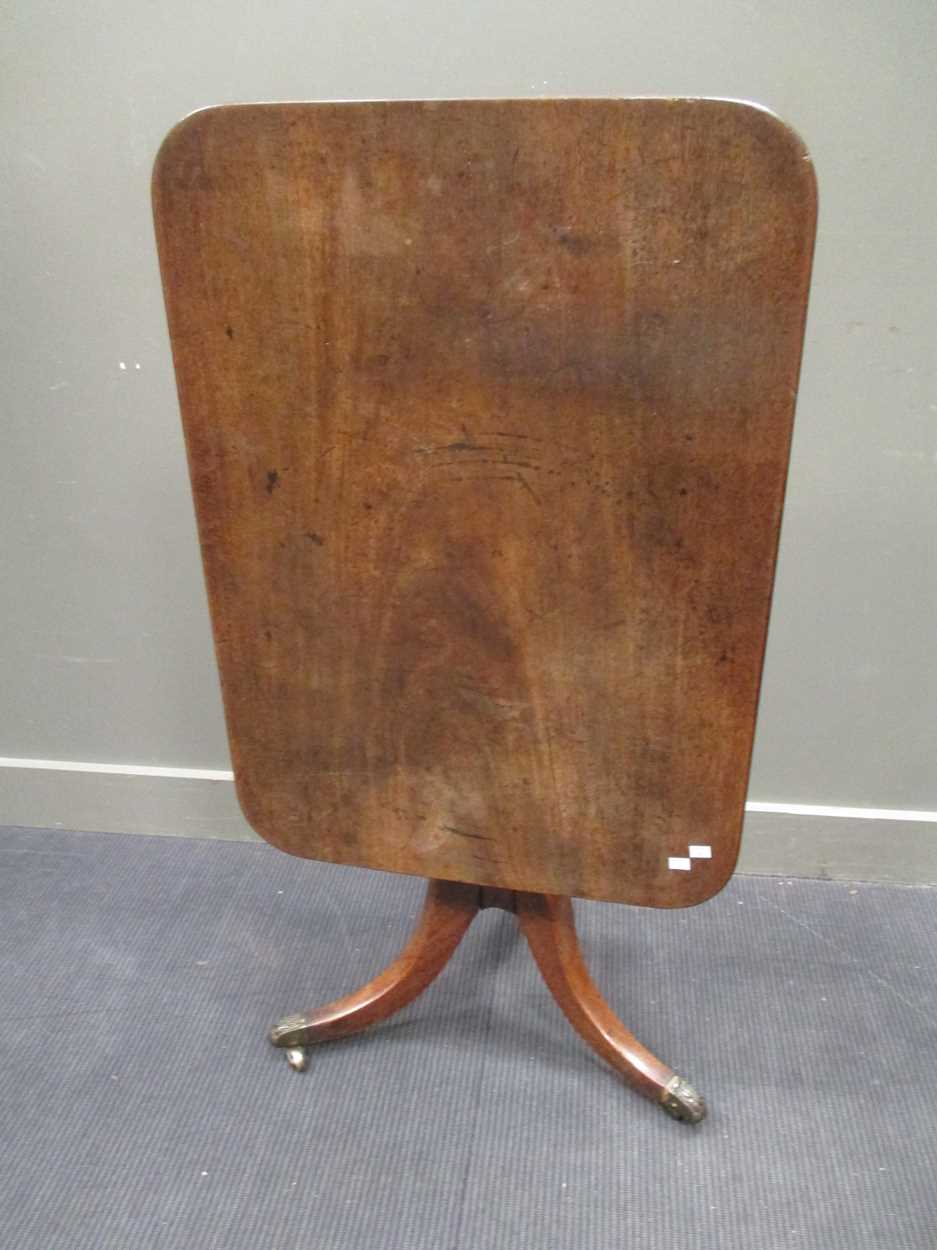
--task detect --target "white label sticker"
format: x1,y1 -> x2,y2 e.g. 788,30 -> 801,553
688,845 -> 712,859
668,856 -> 692,871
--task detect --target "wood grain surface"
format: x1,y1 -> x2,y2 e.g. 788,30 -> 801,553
153,99 -> 816,906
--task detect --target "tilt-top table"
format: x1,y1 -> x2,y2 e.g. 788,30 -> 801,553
153,98 -> 816,1123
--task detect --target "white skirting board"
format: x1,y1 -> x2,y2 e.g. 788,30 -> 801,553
1,758 -> 936,887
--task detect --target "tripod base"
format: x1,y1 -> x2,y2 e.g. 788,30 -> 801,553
269,879 -> 706,1124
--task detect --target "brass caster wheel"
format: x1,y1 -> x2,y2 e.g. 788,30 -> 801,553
285,1046 -> 309,1072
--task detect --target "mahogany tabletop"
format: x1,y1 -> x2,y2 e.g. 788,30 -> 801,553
153,98 -> 816,906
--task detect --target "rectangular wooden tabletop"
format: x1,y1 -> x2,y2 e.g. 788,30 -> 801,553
153,98 -> 816,906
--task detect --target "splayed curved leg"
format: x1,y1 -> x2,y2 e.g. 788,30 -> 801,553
515,891 -> 706,1123
270,878 -> 479,1066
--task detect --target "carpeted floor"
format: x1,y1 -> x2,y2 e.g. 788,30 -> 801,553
1,824 -> 935,1249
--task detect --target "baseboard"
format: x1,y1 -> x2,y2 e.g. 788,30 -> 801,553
736,808 -> 937,886
0,758 -> 257,843
1,758 -> 936,887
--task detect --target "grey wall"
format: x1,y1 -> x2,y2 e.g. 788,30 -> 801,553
3,1 -> 936,863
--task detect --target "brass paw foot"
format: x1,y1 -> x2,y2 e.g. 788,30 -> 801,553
659,1075 -> 707,1124
270,1013 -> 309,1048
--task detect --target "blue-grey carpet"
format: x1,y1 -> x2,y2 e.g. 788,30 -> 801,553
1,824 -> 935,1249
